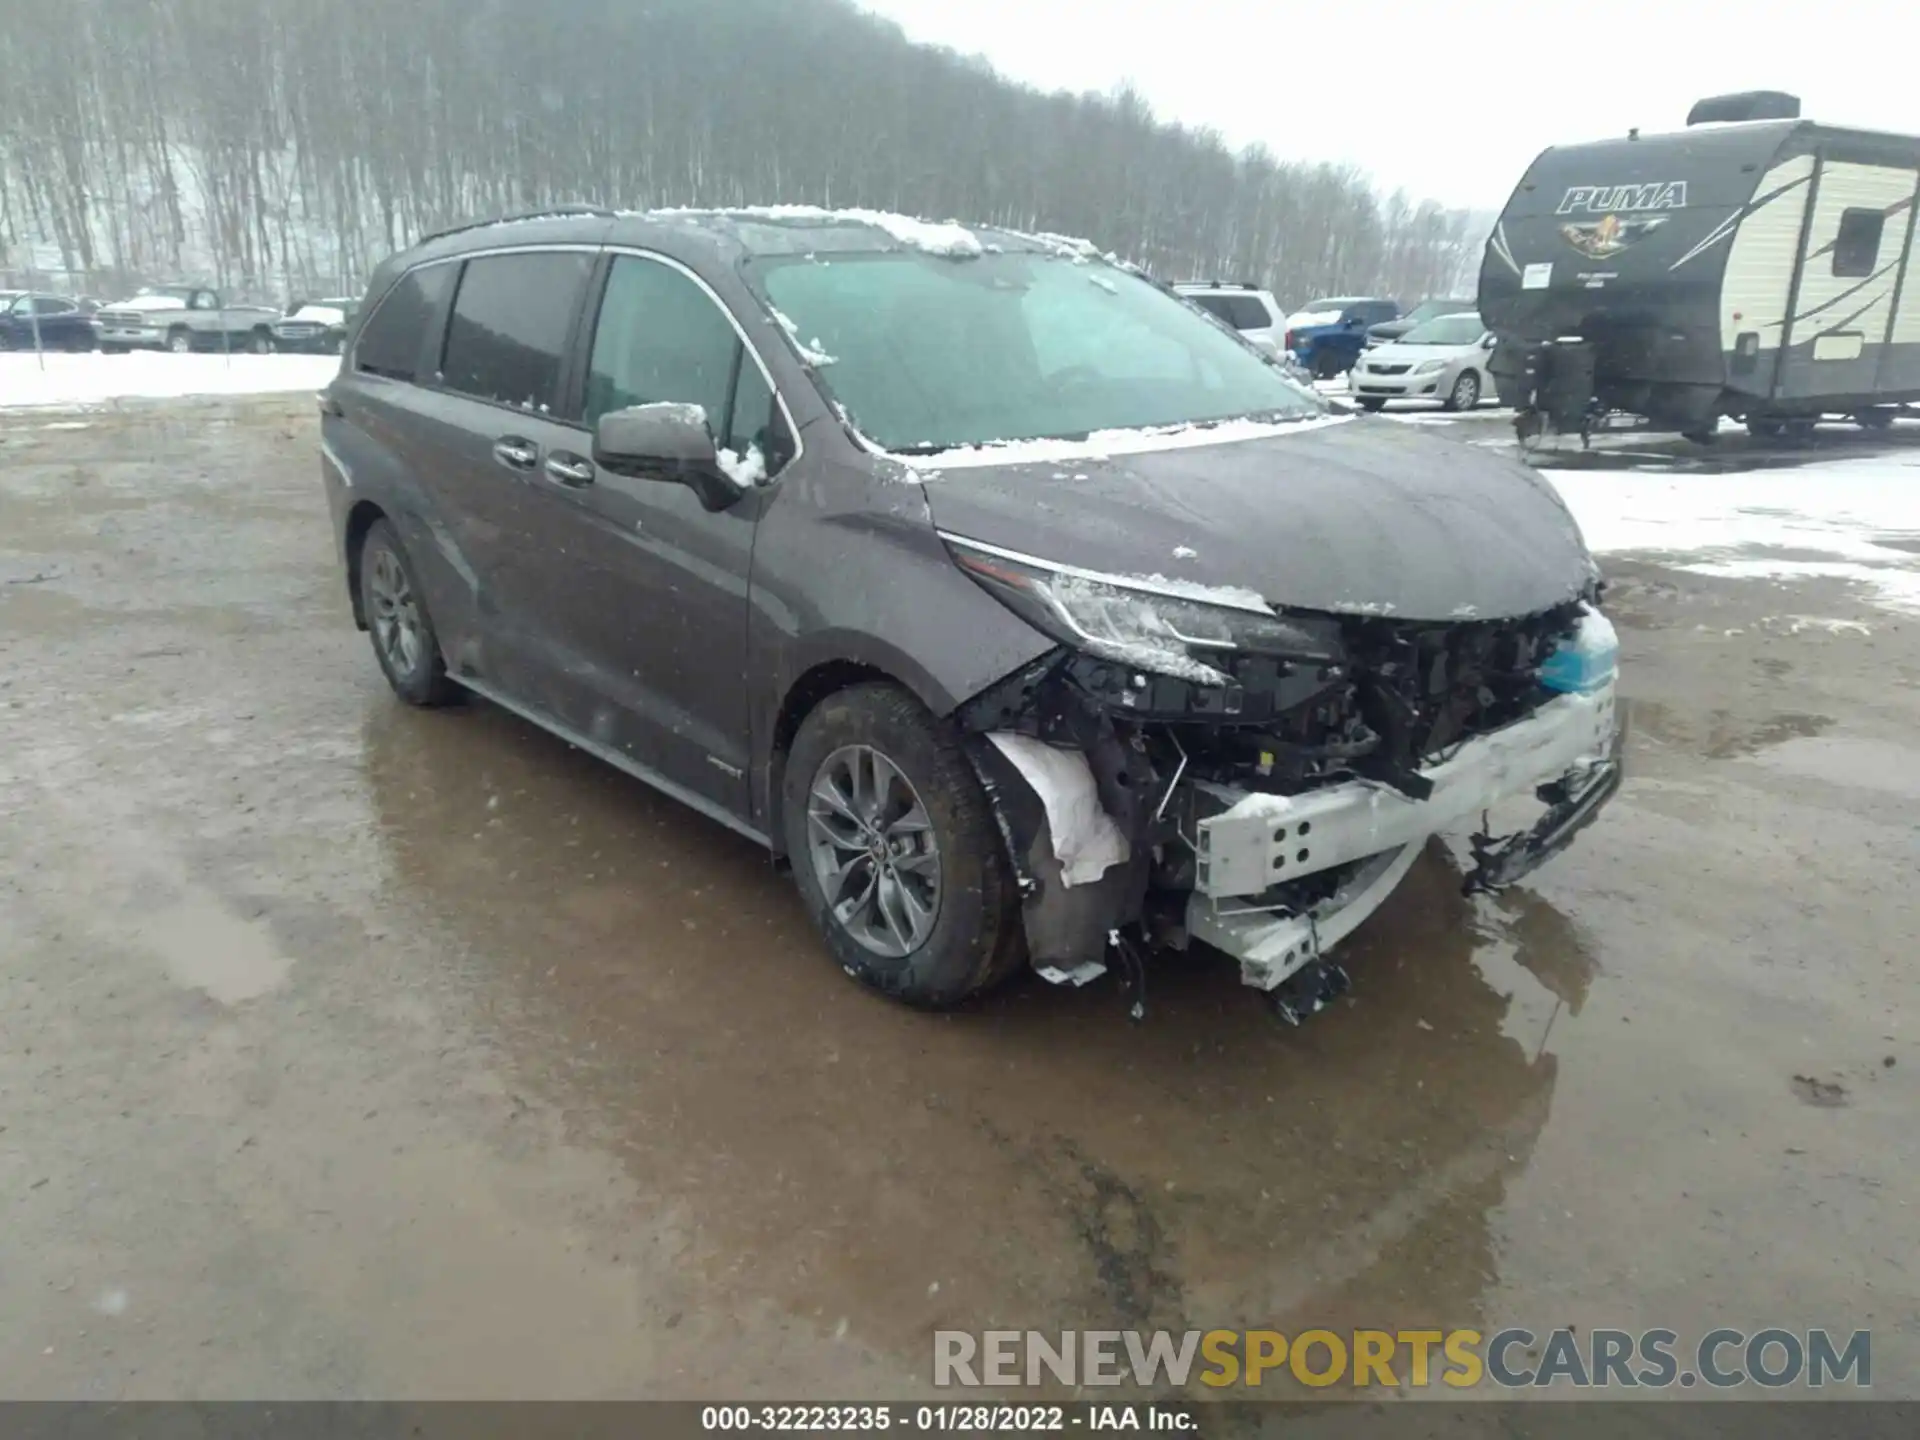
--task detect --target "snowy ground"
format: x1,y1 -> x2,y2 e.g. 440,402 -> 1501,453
0,352 -> 339,410
1546,452 -> 1920,615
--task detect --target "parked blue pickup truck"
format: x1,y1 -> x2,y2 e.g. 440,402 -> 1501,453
1285,296 -> 1401,378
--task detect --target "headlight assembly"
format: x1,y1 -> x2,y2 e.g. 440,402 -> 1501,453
944,536 -> 1342,685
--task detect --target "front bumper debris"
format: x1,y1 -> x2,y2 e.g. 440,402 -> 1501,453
1183,683 -> 1620,990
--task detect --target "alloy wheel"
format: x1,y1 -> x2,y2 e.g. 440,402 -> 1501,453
366,546 -> 424,678
805,744 -> 942,957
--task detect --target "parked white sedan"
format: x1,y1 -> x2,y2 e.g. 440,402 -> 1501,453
1348,311 -> 1494,412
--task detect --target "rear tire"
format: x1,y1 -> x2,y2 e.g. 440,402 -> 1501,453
358,519 -> 458,707
1746,417 -> 1784,440
1357,397 -> 1387,412
783,683 -> 1025,1008
1443,370 -> 1481,412
1855,407 -> 1894,430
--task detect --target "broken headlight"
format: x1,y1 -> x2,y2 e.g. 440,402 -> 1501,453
945,535 -> 1342,686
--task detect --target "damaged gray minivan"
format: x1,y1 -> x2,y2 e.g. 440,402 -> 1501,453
322,206 -> 1623,1020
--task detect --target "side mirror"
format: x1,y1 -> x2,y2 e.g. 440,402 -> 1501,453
593,403 -> 741,512
1480,333 -> 1497,350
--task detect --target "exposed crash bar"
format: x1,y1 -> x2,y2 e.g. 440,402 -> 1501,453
1187,682 -> 1620,988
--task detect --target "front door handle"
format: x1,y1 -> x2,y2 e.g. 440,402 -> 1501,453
492,435 -> 539,471
544,452 -> 595,487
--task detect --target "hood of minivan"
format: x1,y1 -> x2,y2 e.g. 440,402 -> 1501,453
920,418 -> 1594,622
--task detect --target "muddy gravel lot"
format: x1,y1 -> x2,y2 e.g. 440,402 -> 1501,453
1,397 -> 1915,1400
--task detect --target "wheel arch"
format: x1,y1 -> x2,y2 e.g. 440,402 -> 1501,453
763,643 -> 982,859
342,498 -> 390,630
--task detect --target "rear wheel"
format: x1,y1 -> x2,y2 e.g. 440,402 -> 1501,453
358,520 -> 457,707
783,683 -> 1025,1008
1444,370 -> 1481,412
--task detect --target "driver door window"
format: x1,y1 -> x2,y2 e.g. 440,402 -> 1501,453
585,254 -> 789,470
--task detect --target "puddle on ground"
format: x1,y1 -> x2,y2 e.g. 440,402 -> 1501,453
1750,733 -> 1920,801
1625,699 -> 1833,759
144,894 -> 294,1003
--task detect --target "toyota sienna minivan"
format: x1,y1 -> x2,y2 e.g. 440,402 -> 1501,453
322,206 -> 1622,1020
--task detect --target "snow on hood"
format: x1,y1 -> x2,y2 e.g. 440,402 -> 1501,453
287,304 -> 345,324
1285,309 -> 1345,328
893,414 -> 1354,472
113,294 -> 189,312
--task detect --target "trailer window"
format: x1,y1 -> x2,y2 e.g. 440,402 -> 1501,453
1833,209 -> 1886,278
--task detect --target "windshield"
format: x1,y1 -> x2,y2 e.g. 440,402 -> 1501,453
1400,314 -> 1484,346
1406,300 -> 1471,324
756,251 -> 1321,452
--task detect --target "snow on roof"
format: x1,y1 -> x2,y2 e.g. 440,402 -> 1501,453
652,205 -> 985,257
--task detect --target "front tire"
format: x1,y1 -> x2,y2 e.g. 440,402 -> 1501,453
166,327 -> 192,354
358,520 -> 457,707
1444,370 -> 1481,411
783,683 -> 1025,1008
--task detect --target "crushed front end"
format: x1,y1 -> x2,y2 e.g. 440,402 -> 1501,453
949,541 -> 1624,1007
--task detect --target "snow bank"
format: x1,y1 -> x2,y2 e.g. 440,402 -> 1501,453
897,413 -> 1353,471
1546,452 -> 1920,613
0,352 -> 341,410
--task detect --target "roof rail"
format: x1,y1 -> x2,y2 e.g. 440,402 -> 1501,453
417,206 -> 618,246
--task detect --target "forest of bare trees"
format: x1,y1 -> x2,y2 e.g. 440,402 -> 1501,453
0,0 -> 1489,307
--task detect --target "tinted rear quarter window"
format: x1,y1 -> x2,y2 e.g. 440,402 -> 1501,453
1186,293 -> 1236,324
356,264 -> 455,381
1227,295 -> 1273,330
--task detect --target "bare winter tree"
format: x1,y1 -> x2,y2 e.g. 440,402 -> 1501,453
0,0 -> 1490,304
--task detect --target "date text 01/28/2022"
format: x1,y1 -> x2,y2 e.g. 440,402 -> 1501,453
699,1404 -> 1192,1432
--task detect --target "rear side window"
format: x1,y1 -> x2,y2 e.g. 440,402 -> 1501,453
1227,295 -> 1274,330
441,251 -> 593,409
356,264 -> 454,382
32,297 -> 76,315
1833,208 -> 1886,278
1186,293 -> 1236,324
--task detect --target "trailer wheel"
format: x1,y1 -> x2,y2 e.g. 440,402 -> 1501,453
1855,408 -> 1894,431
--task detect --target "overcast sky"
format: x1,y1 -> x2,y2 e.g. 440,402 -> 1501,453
856,0 -> 1912,209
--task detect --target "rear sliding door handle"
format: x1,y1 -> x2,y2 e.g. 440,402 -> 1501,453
544,452 -> 596,487
492,435 -> 539,470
